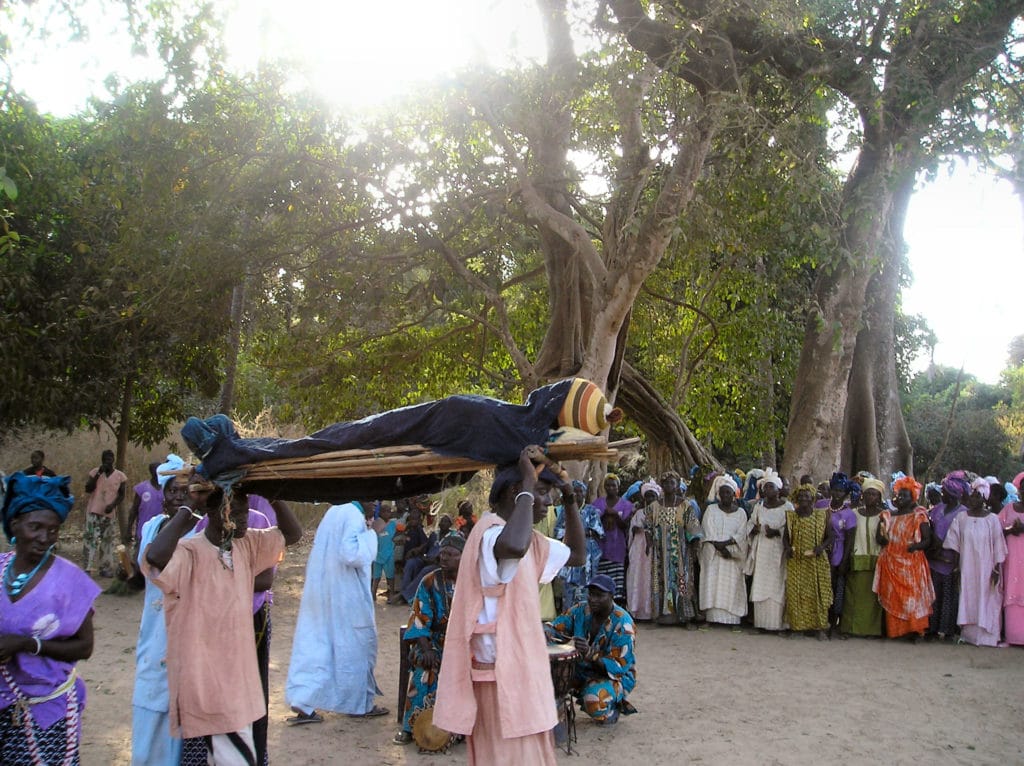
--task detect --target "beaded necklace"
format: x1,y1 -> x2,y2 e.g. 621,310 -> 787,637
3,545 -> 54,598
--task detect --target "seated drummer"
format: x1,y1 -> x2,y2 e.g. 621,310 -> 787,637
394,533 -> 465,745
543,574 -> 637,726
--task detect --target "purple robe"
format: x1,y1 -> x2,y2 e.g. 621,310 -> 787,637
819,499 -> 860,565
928,503 -> 965,576
0,554 -> 101,729
593,497 -> 634,565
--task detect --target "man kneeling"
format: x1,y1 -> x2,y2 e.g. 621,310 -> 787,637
544,574 -> 637,725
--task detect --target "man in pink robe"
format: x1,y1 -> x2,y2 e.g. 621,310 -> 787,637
435,447 -> 586,764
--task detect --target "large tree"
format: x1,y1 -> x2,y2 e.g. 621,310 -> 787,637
606,0 -> 1024,480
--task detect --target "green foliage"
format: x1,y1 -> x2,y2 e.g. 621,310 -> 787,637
627,73 -> 839,460
903,365 -> 1020,480
894,310 -> 937,391
3,0 -> 1021,476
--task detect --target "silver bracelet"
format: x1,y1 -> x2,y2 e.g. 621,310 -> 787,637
179,505 -> 204,520
515,491 -> 534,504
31,637 -> 42,655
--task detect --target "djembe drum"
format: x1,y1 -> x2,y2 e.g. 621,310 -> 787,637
547,642 -> 579,753
410,695 -> 457,754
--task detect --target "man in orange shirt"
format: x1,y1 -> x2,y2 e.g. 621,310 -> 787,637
83,449 -> 127,577
144,478 -> 302,765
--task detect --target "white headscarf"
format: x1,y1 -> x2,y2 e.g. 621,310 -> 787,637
640,480 -> 662,499
757,469 -> 783,491
971,477 -> 991,501
707,473 -> 739,503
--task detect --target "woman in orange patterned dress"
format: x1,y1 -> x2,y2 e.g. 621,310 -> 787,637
873,475 -> 935,639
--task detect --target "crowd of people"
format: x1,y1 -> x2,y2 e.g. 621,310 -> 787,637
584,465 -> 1024,649
1,443 -> 1022,765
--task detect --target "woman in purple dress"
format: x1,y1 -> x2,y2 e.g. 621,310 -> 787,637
818,473 -> 857,636
1,472 -> 101,765
927,471 -> 969,639
594,474 -> 634,602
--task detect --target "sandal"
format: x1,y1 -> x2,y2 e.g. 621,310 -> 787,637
286,711 -> 323,725
349,705 -> 390,718
393,731 -> 413,744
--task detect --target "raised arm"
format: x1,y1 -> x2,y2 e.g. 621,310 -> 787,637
493,448 -> 540,561
145,505 -> 202,571
338,504 -> 377,568
559,484 -> 586,568
270,499 -> 302,546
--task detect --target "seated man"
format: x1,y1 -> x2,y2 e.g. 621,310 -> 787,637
393,533 -> 465,744
544,574 -> 637,726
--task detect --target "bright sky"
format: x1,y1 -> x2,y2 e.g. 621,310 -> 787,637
904,168 -> 1024,383
6,1 -> 1023,384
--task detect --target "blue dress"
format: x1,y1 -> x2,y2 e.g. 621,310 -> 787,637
400,569 -> 454,732
544,603 -> 636,722
554,503 -> 604,608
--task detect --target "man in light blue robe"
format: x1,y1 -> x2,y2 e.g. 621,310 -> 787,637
131,459 -> 195,766
285,501 -> 389,721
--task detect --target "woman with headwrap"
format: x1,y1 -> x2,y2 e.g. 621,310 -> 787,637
998,474 -> 1024,644
745,471 -> 791,632
394,534 -> 465,745
554,481 -> 604,610
927,471 -> 969,640
593,474 -> 634,602
943,479 -> 1007,647
698,474 -> 749,625
784,484 -> 835,639
873,475 -> 935,639
651,471 -> 702,626
839,477 -> 887,637
1,471 -> 101,765
986,481 -> 1007,515
625,482 -> 658,620
817,473 -> 857,635
399,514 -> 454,604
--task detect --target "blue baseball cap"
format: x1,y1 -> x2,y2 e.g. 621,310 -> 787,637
587,574 -> 616,594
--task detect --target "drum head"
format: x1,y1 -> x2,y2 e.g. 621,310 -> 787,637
547,642 -> 578,661
411,706 -> 453,753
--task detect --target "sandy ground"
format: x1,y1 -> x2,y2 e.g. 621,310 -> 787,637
75,537 -> 1024,766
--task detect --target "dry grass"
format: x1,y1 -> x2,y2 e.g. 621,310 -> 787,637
0,426 -> 181,529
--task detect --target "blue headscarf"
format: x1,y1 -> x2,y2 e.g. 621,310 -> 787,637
848,481 -> 862,505
2,471 -> 74,541
623,480 -> 643,502
829,472 -> 854,494
156,454 -> 186,488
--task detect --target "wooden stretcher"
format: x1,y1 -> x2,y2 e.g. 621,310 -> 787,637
238,433 -> 639,483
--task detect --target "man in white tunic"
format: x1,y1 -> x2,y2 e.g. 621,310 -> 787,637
285,501 -> 389,721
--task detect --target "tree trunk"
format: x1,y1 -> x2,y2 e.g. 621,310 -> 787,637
840,172 -> 915,479
782,142 -> 898,482
618,361 -> 718,473
525,0 -> 719,404
219,280 -> 246,413
115,373 -> 133,541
